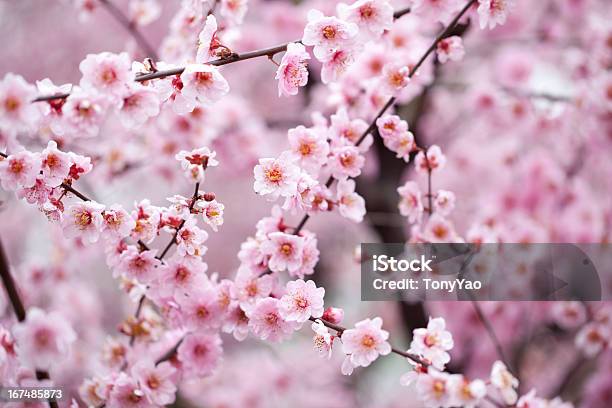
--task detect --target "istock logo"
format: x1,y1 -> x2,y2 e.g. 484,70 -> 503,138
372,254 -> 433,273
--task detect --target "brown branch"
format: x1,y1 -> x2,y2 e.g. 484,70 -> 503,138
31,6 -> 413,103
98,0 -> 159,60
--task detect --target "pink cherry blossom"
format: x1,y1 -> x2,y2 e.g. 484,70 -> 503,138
302,9 -> 359,60
131,359 -> 177,405
16,177 -> 52,205
175,147 -> 218,183
322,307 -> 344,324
477,0 -> 515,30
409,317 -> 454,370
62,87 -> 106,138
448,375 -> 487,408
330,145 -> 365,179
177,332 -> 223,377
437,36 -> 465,64
321,47 -> 358,84
416,369 -> 454,407
261,231 -> 305,274
490,360 -> 519,405
198,199 -> 224,231
79,52 -> 132,99
247,297 -> 299,343
129,0 -> 162,26
341,317 -> 391,370
551,301 -> 587,330
415,144 -> 447,174
118,83 -> 160,129
311,319 -> 334,359
381,63 -> 411,94
180,64 -> 230,107
107,372 -> 152,408
279,279 -> 325,323
575,322 -> 609,357
433,190 -> 456,216
291,233 -> 320,278
0,150 -> 41,191
12,307 -> 76,370
337,0 -> 394,40
336,179 -> 366,223
397,181 -> 424,223
424,214 -> 460,243
0,73 -> 40,133
101,204 -> 137,241
276,42 -> 310,97
196,15 -> 218,63
253,152 -> 301,200
176,285 -> 223,330
231,267 -> 274,310
220,0 -> 248,26
376,114 -> 408,139
40,140 -> 71,187
131,199 -> 161,244
176,217 -> 209,257
67,151 -> 93,180
116,247 -> 161,284
61,201 -> 105,243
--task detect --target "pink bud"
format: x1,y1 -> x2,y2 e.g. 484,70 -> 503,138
323,307 -> 344,324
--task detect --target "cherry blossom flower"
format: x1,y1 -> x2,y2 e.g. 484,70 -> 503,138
0,73 -> 40,133
107,372 -> 151,408
282,172 -> 318,214
336,179 -> 366,222
380,128 -> 415,161
177,332 -> 223,377
180,64 -> 230,107
131,199 -> 161,244
437,36 -> 465,64
311,319 -> 334,359
291,233 -> 319,278
175,147 -> 218,183
79,52 -> 132,99
118,83 -> 160,129
155,254 -> 208,297
62,87 -> 106,138
261,232 -> 305,274
409,317 -> 454,370
276,42 -> 310,97
16,177 -> 52,205
575,322 -> 609,357
175,217 -> 209,256
330,145 -> 365,179
231,267 -> 274,310
341,317 -> 391,370
322,307 -> 344,324
381,62 -> 411,94
101,204 -> 137,241
416,369 -> 454,407
61,201 -> 106,243
279,279 -> 325,323
223,303 -> 250,341
67,151 -> 93,180
196,15 -> 218,63
434,190 -> 456,216
337,0 -> 394,40
551,301 -> 587,330
177,285 -> 224,330
424,214 -> 460,243
248,297 -> 300,343
0,150 -> 41,191
302,9 -> 359,60
198,199 -> 224,231
415,145 -> 447,174
330,107 -> 368,146
397,181 -> 424,223
253,152 -> 301,200
12,308 -> 76,370
319,47 -> 358,84
477,0 -> 515,30
220,0 -> 248,26
448,375 -> 487,408
129,0 -> 162,26
116,247 -> 161,284
131,359 -> 176,405
490,360 -> 519,405
376,114 -> 408,139
40,140 -> 70,187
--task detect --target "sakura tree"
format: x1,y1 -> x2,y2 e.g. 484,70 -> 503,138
0,0 -> 610,407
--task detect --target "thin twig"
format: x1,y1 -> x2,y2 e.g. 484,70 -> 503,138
98,0 -> 159,60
